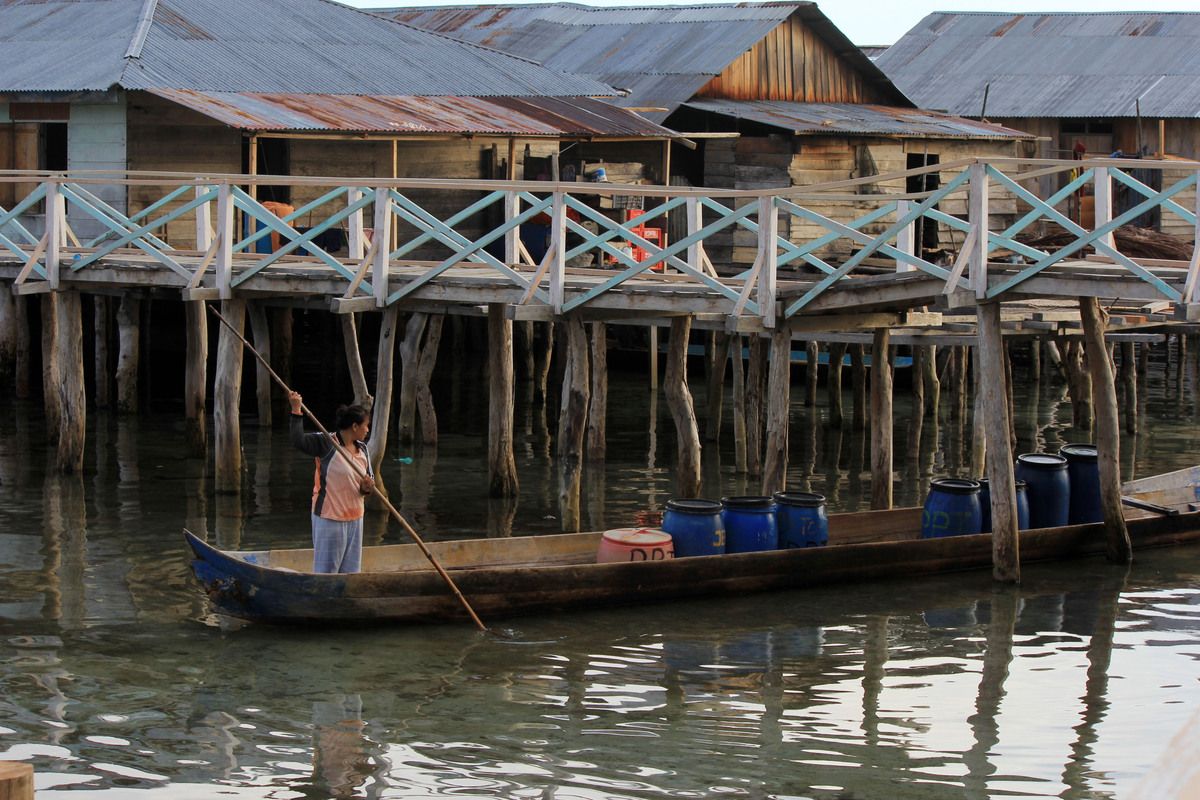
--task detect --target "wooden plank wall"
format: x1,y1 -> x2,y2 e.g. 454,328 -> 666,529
695,14 -> 896,104
127,93 -> 241,249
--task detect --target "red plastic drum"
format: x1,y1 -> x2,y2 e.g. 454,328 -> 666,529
596,528 -> 674,563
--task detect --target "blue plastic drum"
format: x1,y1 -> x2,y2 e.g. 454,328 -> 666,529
773,491 -> 828,548
979,478 -> 1031,532
921,478 -> 983,539
721,496 -> 778,553
1060,444 -> 1102,524
662,499 -> 725,557
1015,453 -> 1070,529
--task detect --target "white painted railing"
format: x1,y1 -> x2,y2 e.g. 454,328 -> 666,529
0,157 -> 1197,323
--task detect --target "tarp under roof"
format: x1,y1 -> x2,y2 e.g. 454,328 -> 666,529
683,99 -> 1035,140
877,12 -> 1200,119
148,89 -> 678,137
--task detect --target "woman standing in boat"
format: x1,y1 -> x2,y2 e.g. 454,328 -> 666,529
288,391 -> 374,574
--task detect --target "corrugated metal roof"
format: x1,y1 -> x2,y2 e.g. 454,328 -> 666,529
0,0 -> 617,97
683,99 -> 1035,139
148,88 -> 677,136
877,12 -> 1200,119
381,2 -> 912,115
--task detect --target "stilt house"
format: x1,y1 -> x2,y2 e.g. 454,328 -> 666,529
0,0 -> 675,247
381,1 -> 1036,267
876,12 -> 1200,241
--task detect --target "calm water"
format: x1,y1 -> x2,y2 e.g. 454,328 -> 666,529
2,346 -> 1200,798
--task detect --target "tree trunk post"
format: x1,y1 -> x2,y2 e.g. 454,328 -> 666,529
397,312 -> 427,446
55,291 -> 86,474
746,334 -> 766,478
271,307 -> 293,418
730,335 -> 747,473
827,341 -> 847,428
762,324 -> 792,495
586,321 -> 608,462
704,332 -> 730,443
664,316 -> 701,497
248,302 -> 272,427
184,300 -> 208,457
93,296 -> 111,408
923,344 -> 940,417
368,306 -> 400,491
414,315 -> 443,447
977,302 -> 1020,583
41,293 -> 62,441
340,312 -> 373,411
805,339 -> 819,407
972,346 -> 987,478
1079,297 -> 1132,563
488,304 -> 519,498
851,343 -> 867,431
13,295 -> 31,399
1120,341 -> 1138,435
214,299 -> 246,494
0,289 -> 14,392
115,295 -> 140,414
557,317 -> 590,517
870,328 -> 893,509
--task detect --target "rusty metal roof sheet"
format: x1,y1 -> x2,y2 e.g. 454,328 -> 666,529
683,99 -> 1036,140
0,0 -> 616,97
877,12 -> 1200,119
381,2 -> 911,116
147,88 -> 677,136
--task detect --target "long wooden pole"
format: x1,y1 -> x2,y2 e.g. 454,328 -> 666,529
207,304 -> 489,632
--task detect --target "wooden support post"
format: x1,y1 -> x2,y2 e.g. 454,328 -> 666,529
248,302 -> 272,427
368,305 -> 400,481
731,335 -> 747,473
215,183 -> 233,300
0,761 -> 34,800
93,296 -> 110,408
952,346 -> 969,423
968,162 -> 989,298
44,181 -> 62,290
272,308 -> 293,417
13,295 -> 30,399
558,317 -> 590,516
548,192 -> 567,314
41,294 -> 61,441
705,332 -> 730,442
870,328 -> 893,509
1120,341 -> 1138,435
828,341 -> 847,428
56,291 -> 85,474
488,304 -> 519,497
757,196 -> 778,329
908,346 -> 926,458
1093,167 -> 1114,250
347,188 -> 365,261
851,343 -> 867,431
0,290 -> 15,390
586,321 -> 608,462
536,322 -> 555,402
895,199 -> 915,272
1080,297 -> 1132,563
648,325 -> 659,390
372,188 -> 392,307
972,346 -> 987,477
214,299 -> 246,494
184,301 -> 208,456
1063,339 -> 1094,430
665,316 -> 701,497
397,312 -> 428,446
976,302 -> 1020,582
923,345 -> 940,417
1030,339 -> 1042,382
340,313 -> 373,411
746,334 -> 766,478
415,315 -> 443,446
517,320 -> 535,380
805,340 -> 819,407
195,185 -> 214,252
1004,340 -> 1017,452
762,324 -> 792,495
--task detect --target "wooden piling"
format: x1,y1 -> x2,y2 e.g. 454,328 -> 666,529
367,305 -> 400,486
1079,297 -> 1132,564
907,346 -> 925,459
397,312 -> 428,446
272,307 -> 293,417
41,294 -> 61,440
827,341 -> 846,428
585,321 -> 608,462
248,302 -> 272,427
183,301 -> 208,456
340,312 -> 373,411
976,302 -> 1020,583
805,340 -> 819,407
488,305 -> 519,498
536,321 -> 555,402
851,343 -> 867,431
93,296 -> 110,408
518,320 -> 535,380
746,334 -> 765,478
1120,341 -> 1138,435
922,344 -> 940,417
664,316 -> 701,497
648,325 -> 659,391
415,315 -> 443,446
0,290 -> 18,390
730,335 -> 747,473
1029,339 -> 1042,381
558,318 -> 591,515
972,347 -> 987,478
214,299 -> 246,494
869,328 -> 892,509
1063,339 -> 1094,430
953,346 -> 969,423
704,332 -> 730,442
762,324 -> 792,495
56,291 -> 85,474
115,295 -> 140,414
13,295 -> 30,399
0,760 -> 34,800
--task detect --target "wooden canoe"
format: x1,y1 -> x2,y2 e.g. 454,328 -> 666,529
184,468 -> 1200,625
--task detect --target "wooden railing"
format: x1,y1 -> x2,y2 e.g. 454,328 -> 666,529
1,156 -> 1197,324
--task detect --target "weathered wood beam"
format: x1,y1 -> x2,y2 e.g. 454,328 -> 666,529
977,301 -> 1020,583
585,321 -> 608,462
1080,297 -> 1132,564
730,334 -> 747,473
415,314 -> 443,446
705,331 -> 730,443
214,299 -> 246,494
827,341 -> 847,428
115,295 -> 139,414
665,316 -> 701,497
397,312 -> 427,447
41,294 -> 61,440
762,323 -> 792,495
184,300 -> 207,457
248,302 -> 272,427
55,291 -> 85,474
488,304 -> 518,498
340,312 -> 373,411
870,328 -> 893,510
368,305 -> 400,493
745,333 -> 765,479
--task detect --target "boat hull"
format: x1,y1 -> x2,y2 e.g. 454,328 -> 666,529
185,510 -> 1200,625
